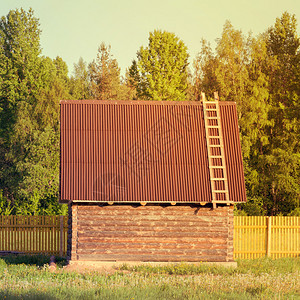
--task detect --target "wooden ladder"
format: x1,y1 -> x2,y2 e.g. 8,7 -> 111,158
202,92 -> 230,208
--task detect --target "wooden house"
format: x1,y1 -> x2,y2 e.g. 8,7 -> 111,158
60,99 -> 246,262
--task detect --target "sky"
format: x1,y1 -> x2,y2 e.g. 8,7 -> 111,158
1,0 -> 299,76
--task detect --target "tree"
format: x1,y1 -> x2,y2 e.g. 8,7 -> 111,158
35,56 -> 70,130
240,35 -> 273,216
193,21 -> 274,215
124,60 -> 141,100
215,21 -> 251,112
0,8 -> 69,215
0,8 -> 43,205
89,43 -> 124,100
262,12 -> 300,215
70,57 -> 91,100
193,39 -> 220,101
137,30 -> 189,101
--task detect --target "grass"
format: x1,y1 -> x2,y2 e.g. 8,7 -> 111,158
0,255 -> 299,299
120,257 -> 300,276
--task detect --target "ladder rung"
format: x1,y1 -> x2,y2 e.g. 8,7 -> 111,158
205,108 -> 217,111
207,117 -> 220,120
209,155 -> 224,158
209,136 -> 221,139
206,125 -> 220,128
209,145 -> 221,147
212,190 -> 228,193
211,178 -> 228,181
209,166 -> 225,169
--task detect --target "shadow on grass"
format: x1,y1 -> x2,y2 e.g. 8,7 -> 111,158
1,286 -> 288,300
0,253 -> 67,267
0,290 -> 58,300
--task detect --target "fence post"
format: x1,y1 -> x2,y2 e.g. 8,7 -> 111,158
59,216 -> 64,257
266,216 -> 272,257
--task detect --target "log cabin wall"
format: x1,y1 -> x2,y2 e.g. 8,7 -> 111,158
67,203 -> 78,261
68,204 -> 234,262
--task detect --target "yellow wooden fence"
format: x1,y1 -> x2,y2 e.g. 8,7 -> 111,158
234,216 -> 300,259
0,216 -> 68,256
0,216 -> 299,258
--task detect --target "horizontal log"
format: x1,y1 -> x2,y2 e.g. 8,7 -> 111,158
78,214 -> 228,221
76,254 -> 227,262
77,204 -> 230,210
77,206 -> 228,212
78,237 -> 227,244
77,231 -> 228,238
77,248 -> 204,256
77,210 -> 229,218
77,205 -> 228,210
77,225 -> 229,232
77,205 -> 215,211
77,241 -> 227,251
77,215 -> 229,226
77,246 -> 227,255
77,221 -> 228,232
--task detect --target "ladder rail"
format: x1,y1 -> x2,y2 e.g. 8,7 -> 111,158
202,93 -> 230,207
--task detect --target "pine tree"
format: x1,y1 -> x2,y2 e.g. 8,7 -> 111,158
124,60 -> 141,100
89,43 -> 123,100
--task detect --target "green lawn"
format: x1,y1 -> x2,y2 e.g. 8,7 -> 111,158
0,255 -> 299,299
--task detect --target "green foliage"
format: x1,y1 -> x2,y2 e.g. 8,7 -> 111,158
262,12 -> 300,215
235,197 -> 266,216
194,12 -> 300,215
137,30 -> 189,101
70,57 -> 91,100
214,21 -> 250,106
124,60 -> 141,100
0,190 -> 13,215
193,39 -> 219,101
17,126 -> 59,200
89,43 -> 125,100
0,8 -> 69,215
0,8 -> 43,205
0,8 -> 299,216
288,207 -> 300,216
0,254 -> 66,267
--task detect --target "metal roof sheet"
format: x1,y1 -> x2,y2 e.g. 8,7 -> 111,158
60,100 -> 247,203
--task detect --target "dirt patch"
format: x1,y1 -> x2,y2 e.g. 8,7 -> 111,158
61,261 -> 123,274
60,260 -> 237,274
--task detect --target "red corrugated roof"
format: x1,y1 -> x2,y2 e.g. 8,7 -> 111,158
60,100 -> 247,203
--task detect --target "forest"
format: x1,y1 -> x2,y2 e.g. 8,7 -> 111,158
0,8 -> 299,216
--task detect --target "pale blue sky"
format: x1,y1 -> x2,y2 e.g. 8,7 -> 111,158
1,0 -> 299,76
